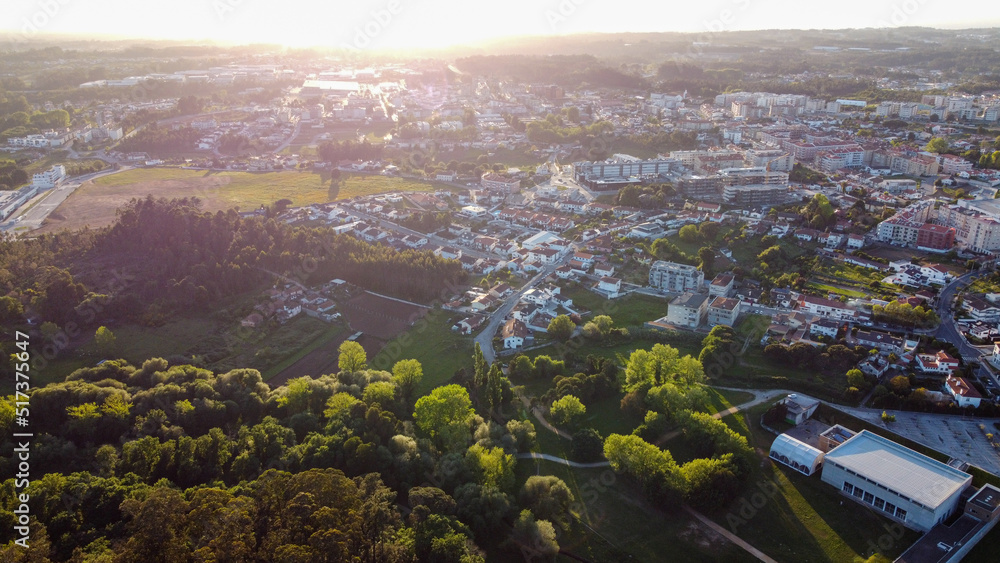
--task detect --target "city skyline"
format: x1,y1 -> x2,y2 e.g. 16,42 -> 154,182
5,0 -> 1000,51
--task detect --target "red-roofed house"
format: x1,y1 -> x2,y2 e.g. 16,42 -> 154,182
945,374 -> 982,408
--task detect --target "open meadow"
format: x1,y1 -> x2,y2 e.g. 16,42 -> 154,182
36,167 -> 450,233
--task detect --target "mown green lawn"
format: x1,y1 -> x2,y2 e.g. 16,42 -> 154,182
560,286 -> 670,327
371,309 -> 474,395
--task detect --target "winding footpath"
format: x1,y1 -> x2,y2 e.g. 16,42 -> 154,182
515,452 -> 609,468
518,386 -> 788,563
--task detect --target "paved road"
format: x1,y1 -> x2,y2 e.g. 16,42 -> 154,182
934,270 -> 989,360
273,120 -> 303,154
1,166 -> 129,233
475,267 -> 553,365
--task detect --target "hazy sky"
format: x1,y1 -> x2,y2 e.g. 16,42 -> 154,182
4,0 -> 998,50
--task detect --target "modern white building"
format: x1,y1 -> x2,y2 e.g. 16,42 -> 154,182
821,430 -> 973,532
649,261 -> 705,292
769,434 -> 825,476
32,165 -> 66,189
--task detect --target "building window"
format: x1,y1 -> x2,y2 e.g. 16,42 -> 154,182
884,502 -> 896,515
874,498 -> 885,510
895,508 -> 907,521
864,492 -> 875,504
853,487 -> 864,499
843,482 -> 854,495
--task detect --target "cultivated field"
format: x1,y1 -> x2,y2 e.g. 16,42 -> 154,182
339,292 -> 430,341
36,167 -> 449,233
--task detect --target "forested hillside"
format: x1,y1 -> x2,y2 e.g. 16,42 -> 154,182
0,196 -> 465,333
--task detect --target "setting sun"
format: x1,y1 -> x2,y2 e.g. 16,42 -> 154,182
4,0 -> 998,50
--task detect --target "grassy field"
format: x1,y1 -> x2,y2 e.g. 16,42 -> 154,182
371,309 -> 474,395
561,285 -> 671,327
429,146 -> 545,169
706,387 -> 755,414
805,282 -> 868,299
109,316 -> 221,365
39,167 -> 452,233
521,334 -> 704,368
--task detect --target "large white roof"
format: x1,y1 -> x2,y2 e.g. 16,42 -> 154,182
770,434 -> 824,468
824,430 -> 971,509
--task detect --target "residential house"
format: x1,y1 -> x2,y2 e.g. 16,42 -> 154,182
809,319 -> 840,339
799,295 -> 857,322
594,263 -> 616,278
511,302 -> 539,324
454,316 -> 485,335
964,295 -> 1000,323
435,246 -> 462,260
916,350 -> 961,374
470,294 -> 498,312
854,330 -> 904,355
489,284 -> 513,299
502,319 -> 529,349
597,277 -> 622,298
401,234 -> 428,248
945,375 -> 982,408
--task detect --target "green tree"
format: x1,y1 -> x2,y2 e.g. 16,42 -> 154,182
925,137 -> 950,154
681,457 -> 740,510
547,315 -> 575,342
509,355 -> 534,380
362,381 -> 397,410
473,342 -> 488,390
101,394 -> 132,420
414,385 -> 475,451
571,428 -> 604,462
391,359 -> 423,407
550,395 -> 586,427
507,510 -> 559,559
338,341 -> 367,373
846,369 -> 866,389
519,475 -> 575,530
678,224 -> 700,243
466,444 -> 516,492
698,247 -> 715,276
889,375 -> 911,396
0,296 -> 24,324
277,377 -> 313,414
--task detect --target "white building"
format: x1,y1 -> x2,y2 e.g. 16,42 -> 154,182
502,318 -> 529,349
769,434 -> 825,476
597,276 -> 622,297
649,261 -> 705,292
821,430 -> 972,532
32,165 -> 66,189
666,292 -> 708,329
945,375 -> 983,408
707,297 -> 740,327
